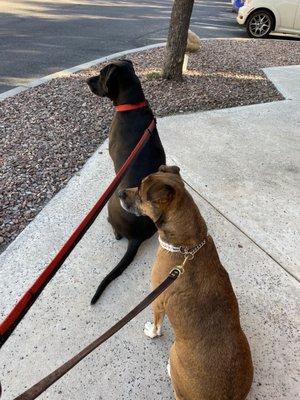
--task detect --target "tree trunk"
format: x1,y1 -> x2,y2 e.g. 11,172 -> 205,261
162,0 -> 195,81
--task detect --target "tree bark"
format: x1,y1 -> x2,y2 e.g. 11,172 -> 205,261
162,0 -> 195,81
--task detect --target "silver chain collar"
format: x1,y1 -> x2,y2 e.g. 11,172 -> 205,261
158,236 -> 206,261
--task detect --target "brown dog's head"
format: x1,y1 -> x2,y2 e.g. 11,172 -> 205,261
86,59 -> 144,104
118,165 -> 183,224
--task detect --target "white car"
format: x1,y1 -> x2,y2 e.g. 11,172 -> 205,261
237,0 -> 300,38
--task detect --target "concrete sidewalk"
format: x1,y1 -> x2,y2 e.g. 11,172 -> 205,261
0,66 -> 299,400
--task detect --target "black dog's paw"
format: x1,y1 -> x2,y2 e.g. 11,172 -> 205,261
113,228 -> 123,240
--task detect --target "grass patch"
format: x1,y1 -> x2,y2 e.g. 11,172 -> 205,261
145,71 -> 162,80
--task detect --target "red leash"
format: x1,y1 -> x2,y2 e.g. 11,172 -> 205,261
0,118 -> 156,347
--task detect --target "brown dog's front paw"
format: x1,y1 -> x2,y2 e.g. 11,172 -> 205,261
144,321 -> 162,338
167,359 -> 171,378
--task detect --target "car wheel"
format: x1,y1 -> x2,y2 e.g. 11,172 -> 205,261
246,10 -> 273,38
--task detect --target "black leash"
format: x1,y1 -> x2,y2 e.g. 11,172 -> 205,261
13,267 -> 182,400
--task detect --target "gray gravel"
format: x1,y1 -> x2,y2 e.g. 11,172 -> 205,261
1,39 -> 299,251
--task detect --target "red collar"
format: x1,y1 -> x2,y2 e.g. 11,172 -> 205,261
114,100 -> 148,112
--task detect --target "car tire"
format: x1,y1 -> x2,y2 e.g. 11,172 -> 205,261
246,10 -> 273,38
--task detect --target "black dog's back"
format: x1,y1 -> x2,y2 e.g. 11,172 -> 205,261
109,108 -> 165,190
87,60 -> 165,303
90,109 -> 165,303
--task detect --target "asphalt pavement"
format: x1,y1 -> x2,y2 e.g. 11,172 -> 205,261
0,0 -> 246,93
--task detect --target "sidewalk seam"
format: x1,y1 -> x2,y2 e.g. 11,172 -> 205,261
184,179 -> 300,283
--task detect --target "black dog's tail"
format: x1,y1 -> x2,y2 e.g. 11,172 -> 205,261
91,238 -> 143,304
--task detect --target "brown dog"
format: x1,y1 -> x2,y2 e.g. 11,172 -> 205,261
118,165 -> 253,400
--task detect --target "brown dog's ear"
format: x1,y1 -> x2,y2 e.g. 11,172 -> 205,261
159,165 -> 180,175
147,182 -> 175,205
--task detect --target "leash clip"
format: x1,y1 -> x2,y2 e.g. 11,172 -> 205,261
170,265 -> 185,277
179,247 -> 195,260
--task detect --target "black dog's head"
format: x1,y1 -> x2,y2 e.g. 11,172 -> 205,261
86,59 -> 144,105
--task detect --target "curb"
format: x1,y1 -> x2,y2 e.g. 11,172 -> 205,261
0,42 -> 166,102
263,65 -> 300,101
0,37 -> 255,102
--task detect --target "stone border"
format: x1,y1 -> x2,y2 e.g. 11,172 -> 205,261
0,42 -> 166,102
0,37 -> 257,102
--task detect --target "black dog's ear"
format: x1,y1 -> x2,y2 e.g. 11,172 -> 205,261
147,182 -> 175,205
119,59 -> 133,65
159,165 -> 180,175
119,59 -> 135,74
103,64 -> 118,93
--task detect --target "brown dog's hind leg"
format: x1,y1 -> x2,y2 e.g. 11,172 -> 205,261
172,378 -> 185,400
144,300 -> 165,338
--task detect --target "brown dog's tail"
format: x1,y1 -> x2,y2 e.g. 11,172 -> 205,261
91,238 -> 143,304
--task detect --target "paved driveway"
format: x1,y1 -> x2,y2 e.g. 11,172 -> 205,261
0,0 -> 246,93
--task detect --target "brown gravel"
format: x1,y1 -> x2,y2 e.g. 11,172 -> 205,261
1,39 -> 299,251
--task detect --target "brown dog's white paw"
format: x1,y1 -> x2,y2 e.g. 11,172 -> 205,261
167,359 -> 171,378
144,321 -> 162,338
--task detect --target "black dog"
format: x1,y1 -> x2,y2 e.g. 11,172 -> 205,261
87,60 -> 166,304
